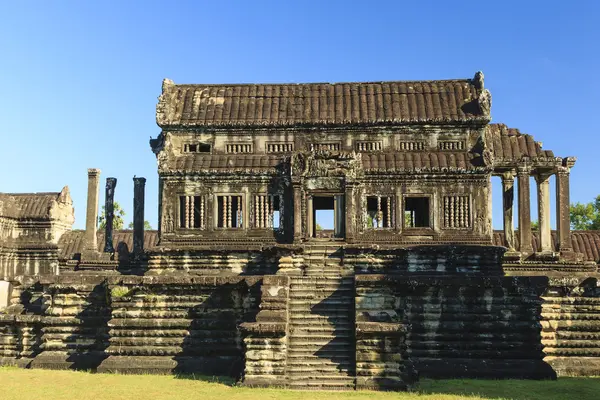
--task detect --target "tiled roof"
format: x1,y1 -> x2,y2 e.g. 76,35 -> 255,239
0,192 -> 61,220
172,155 -> 284,172
157,75 -> 491,128
493,230 -> 600,264
486,123 -> 554,161
58,230 -> 160,260
362,152 -> 482,172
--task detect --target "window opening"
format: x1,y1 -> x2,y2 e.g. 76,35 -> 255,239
366,196 -> 393,228
179,195 -> 205,229
254,195 -> 281,229
404,197 -> 430,228
217,195 -> 243,228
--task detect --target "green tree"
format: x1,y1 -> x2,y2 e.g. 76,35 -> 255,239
98,202 -> 126,230
570,195 -> 600,230
128,221 -> 153,230
98,201 -> 153,230
531,220 -> 539,230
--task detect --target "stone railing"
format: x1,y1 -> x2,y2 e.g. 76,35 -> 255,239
240,275 -> 290,387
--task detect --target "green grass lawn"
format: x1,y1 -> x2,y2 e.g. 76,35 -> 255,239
0,368 -> 598,400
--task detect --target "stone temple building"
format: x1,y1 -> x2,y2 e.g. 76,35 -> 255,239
1,73 -> 600,390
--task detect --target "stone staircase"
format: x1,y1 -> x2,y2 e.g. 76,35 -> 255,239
303,244 -> 352,277
287,246 -> 356,390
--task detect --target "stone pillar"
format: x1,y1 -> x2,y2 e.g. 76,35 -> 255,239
306,195 -> 313,239
292,183 -> 303,242
556,159 -> 576,252
517,165 -> 533,254
133,177 -> 146,256
103,178 -> 117,253
501,171 -> 516,250
535,172 -> 552,253
85,168 -> 101,252
345,183 -> 355,243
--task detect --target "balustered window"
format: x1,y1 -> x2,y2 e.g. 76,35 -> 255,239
438,140 -> 465,150
266,142 -> 294,153
355,141 -> 382,152
253,195 -> 281,229
226,144 -> 253,154
217,195 -> 244,228
399,141 -> 425,151
310,142 -> 340,151
179,195 -> 206,229
443,195 -> 471,228
366,196 -> 394,228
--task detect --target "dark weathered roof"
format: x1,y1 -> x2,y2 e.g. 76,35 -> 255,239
0,190 -> 70,220
157,74 -> 491,128
172,154 -> 283,171
362,152 -> 483,172
486,123 -> 555,161
58,230 -> 160,260
493,230 -> 600,264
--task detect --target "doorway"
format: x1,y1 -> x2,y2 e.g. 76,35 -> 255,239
310,195 -> 345,239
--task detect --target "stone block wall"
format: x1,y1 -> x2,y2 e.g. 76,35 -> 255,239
0,275 -> 262,378
355,274 -> 555,380
346,245 -> 505,275
541,276 -> 600,376
241,275 -> 290,387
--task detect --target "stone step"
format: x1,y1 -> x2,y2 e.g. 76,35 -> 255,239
287,378 -> 355,389
287,348 -> 354,357
289,332 -> 352,339
286,365 -> 354,374
289,316 -> 352,324
290,326 -> 353,334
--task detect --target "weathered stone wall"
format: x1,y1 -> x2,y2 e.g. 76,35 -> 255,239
355,274 -> 555,379
540,275 -> 600,376
346,245 -> 505,275
0,275 -> 262,378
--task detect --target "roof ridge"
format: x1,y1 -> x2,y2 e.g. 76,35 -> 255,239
172,78 -> 473,87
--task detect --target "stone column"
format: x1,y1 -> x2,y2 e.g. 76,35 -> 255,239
536,172 -> 552,253
306,195 -> 313,239
103,178 -> 117,253
133,177 -> 146,256
556,158 -> 575,252
85,168 -> 101,252
292,183 -> 302,242
345,183 -> 355,243
517,165 -> 533,254
501,171 -> 516,250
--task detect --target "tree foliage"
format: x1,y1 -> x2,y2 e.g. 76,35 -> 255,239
98,202 -> 126,230
98,201 -> 153,230
570,195 -> 600,230
128,221 -> 153,230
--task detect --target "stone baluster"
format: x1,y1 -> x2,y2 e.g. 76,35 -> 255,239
536,172 -> 552,253
501,171 -> 516,251
103,177 -> 117,253
517,165 -> 533,254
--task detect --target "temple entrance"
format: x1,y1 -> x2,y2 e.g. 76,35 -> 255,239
310,195 -> 345,239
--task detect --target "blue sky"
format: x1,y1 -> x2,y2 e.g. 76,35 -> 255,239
1,1 -> 598,229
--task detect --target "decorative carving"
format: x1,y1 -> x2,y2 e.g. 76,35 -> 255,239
291,151 -> 363,179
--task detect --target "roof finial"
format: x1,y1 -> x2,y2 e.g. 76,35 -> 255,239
162,78 -> 175,93
473,71 -> 484,90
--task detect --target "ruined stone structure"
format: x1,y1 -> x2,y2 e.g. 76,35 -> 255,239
1,73 -> 600,390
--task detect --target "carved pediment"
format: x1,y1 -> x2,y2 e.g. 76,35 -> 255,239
291,151 -> 363,179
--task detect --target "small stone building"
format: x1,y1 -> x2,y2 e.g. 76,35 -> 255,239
1,73 -> 600,390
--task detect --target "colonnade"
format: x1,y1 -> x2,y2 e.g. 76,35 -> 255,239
499,158 -> 575,255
